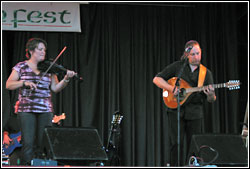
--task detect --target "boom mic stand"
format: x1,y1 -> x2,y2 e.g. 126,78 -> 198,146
174,55 -> 189,166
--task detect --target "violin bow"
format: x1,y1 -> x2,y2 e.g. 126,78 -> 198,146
36,46 -> 67,86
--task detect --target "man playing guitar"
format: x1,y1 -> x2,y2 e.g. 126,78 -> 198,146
153,40 -> 216,166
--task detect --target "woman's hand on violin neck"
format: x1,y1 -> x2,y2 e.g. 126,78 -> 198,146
65,70 -> 77,79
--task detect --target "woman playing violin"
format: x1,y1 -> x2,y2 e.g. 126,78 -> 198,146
6,38 -> 77,165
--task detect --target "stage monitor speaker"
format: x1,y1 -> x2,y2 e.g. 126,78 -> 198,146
187,134 -> 248,167
43,127 -> 108,165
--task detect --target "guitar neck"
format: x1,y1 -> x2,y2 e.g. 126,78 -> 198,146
186,83 -> 226,93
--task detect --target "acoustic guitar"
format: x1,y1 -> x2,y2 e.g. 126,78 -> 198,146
163,77 -> 240,109
106,112 -> 123,150
2,113 -> 66,156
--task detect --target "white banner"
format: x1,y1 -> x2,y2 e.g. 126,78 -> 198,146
2,2 -> 81,32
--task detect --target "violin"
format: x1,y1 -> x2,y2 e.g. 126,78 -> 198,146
38,60 -> 83,81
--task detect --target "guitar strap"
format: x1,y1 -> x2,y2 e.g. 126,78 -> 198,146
198,64 -> 207,87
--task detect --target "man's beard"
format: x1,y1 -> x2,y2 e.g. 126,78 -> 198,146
190,61 -> 200,66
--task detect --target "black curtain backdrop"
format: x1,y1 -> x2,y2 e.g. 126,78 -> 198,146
1,2 -> 248,166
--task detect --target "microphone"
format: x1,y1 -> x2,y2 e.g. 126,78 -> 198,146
185,46 -> 193,52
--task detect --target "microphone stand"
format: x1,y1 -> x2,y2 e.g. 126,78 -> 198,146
174,57 -> 189,166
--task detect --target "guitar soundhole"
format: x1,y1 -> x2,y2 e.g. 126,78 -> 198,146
173,88 -> 186,101
179,88 -> 186,100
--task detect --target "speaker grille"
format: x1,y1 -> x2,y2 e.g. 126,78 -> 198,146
43,127 -> 108,161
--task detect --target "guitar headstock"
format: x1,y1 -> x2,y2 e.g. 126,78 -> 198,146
52,113 -> 66,124
112,111 -> 123,125
226,80 -> 241,90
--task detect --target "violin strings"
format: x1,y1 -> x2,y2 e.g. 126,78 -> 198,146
35,46 -> 67,86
